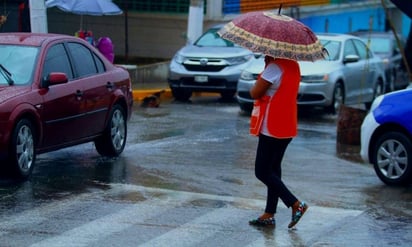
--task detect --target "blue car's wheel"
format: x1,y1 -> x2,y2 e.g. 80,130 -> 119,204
372,131 -> 412,186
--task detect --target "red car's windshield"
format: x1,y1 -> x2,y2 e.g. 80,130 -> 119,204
0,45 -> 39,85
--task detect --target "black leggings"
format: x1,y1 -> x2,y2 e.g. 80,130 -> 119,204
255,134 -> 298,214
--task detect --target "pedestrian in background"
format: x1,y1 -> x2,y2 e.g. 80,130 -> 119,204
218,9 -> 326,228
248,55 -> 308,228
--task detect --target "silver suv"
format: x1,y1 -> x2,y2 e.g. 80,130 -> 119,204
168,24 -> 255,101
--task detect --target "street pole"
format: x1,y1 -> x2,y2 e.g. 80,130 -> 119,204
29,0 -> 47,33
124,6 -> 129,62
187,0 -> 204,44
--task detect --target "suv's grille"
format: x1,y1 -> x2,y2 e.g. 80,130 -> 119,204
183,58 -> 227,72
183,64 -> 226,72
181,77 -> 228,87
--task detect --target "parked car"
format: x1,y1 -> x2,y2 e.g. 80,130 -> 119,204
0,33 -> 134,179
236,56 -> 264,113
168,24 -> 255,101
360,88 -> 412,185
236,33 -> 386,114
351,31 -> 409,92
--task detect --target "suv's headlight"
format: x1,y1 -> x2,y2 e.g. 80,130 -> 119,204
173,54 -> 186,64
240,70 -> 255,80
225,54 -> 253,65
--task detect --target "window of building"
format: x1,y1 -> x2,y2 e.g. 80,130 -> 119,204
113,0 -> 191,14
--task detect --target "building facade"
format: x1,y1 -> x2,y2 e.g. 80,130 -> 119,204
4,0 -> 409,61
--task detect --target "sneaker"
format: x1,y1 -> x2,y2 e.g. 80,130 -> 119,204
288,201 -> 308,228
249,217 -> 276,226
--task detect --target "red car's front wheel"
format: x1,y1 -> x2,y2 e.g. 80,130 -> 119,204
9,118 -> 36,179
94,104 -> 127,157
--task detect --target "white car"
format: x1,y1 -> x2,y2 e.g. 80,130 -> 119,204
236,33 -> 386,114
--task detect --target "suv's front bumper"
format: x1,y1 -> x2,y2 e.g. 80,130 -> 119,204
168,61 -> 247,93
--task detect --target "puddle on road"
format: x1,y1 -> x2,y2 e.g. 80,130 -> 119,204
136,129 -> 185,143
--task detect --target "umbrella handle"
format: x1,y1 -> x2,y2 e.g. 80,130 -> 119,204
278,4 -> 282,15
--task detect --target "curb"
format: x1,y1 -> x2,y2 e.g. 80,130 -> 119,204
132,88 -> 172,102
132,88 -> 221,102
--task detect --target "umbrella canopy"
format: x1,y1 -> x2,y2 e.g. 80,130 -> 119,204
218,11 -> 326,62
45,0 -> 123,16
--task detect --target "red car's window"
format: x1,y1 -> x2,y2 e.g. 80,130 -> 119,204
93,52 -> 105,73
67,42 -> 105,78
43,44 -> 74,80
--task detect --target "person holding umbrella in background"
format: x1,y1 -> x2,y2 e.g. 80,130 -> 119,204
219,8 -> 326,228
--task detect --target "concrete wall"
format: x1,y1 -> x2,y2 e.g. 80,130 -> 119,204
118,62 -> 170,85
46,9 -> 221,60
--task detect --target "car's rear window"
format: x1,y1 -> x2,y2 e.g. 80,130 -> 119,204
0,45 -> 39,85
194,28 -> 236,47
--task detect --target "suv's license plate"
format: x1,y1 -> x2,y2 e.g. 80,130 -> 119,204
195,75 -> 208,83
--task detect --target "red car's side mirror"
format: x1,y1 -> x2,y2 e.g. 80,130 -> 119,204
42,72 -> 68,88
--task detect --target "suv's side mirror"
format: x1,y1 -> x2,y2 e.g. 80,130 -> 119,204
42,72 -> 68,88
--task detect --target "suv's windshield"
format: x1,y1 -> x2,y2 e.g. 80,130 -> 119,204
194,28 -> 236,47
0,45 -> 39,85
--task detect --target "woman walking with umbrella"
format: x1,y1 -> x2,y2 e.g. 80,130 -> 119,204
219,10 -> 326,228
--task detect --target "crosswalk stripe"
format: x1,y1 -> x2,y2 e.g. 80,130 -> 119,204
245,206 -> 363,247
138,206 -> 238,247
0,193 -> 92,230
29,199 -> 172,247
0,183 -> 363,247
113,183 -> 266,210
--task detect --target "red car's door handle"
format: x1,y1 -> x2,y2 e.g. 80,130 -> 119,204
106,82 -> 114,90
75,90 -> 84,97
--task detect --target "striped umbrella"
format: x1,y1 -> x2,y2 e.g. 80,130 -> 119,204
218,10 -> 327,62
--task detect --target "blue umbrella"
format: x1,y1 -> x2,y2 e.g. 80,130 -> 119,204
45,0 -> 123,31
45,0 -> 123,16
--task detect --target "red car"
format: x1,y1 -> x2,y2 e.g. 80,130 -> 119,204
0,33 -> 133,179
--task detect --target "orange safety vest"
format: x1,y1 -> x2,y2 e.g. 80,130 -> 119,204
250,58 -> 301,138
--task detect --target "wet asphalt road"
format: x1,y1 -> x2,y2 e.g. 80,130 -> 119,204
0,95 -> 411,247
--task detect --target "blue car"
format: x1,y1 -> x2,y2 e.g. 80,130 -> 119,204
360,88 -> 412,185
